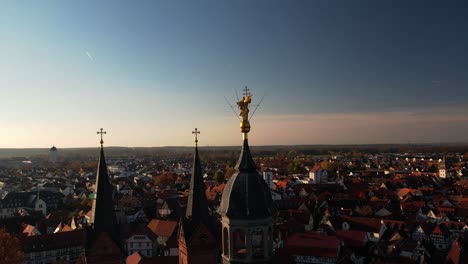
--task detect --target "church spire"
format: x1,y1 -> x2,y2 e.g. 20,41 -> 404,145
219,88 -> 274,263
91,128 -> 117,240
185,128 -> 210,226
178,129 -> 218,264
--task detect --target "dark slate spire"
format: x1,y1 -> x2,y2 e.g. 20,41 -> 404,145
218,136 -> 274,219
181,129 -> 216,246
91,137 -> 117,241
235,137 -> 257,172
186,133 -> 210,226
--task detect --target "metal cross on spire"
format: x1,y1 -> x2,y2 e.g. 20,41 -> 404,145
192,128 -> 200,146
97,128 -> 107,148
243,86 -> 251,97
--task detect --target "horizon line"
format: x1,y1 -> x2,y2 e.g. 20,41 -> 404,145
1,142 -> 468,150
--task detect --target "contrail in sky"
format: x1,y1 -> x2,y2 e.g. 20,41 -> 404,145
86,51 -> 94,61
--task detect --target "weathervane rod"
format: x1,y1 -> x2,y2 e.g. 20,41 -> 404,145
224,96 -> 242,121
234,89 -> 240,101
248,93 -> 265,122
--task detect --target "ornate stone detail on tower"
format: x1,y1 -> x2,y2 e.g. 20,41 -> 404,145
218,89 -> 274,263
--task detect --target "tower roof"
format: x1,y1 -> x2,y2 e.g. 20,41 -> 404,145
90,146 -> 117,240
185,145 -> 210,225
50,146 -> 57,151
181,130 -> 215,244
218,90 -> 273,219
218,138 -> 274,219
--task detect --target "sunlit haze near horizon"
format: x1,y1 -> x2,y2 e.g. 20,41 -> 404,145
1,1 -> 468,148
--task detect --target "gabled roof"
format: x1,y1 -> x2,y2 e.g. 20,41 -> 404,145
126,252 -> 142,264
375,208 -> 392,217
147,219 -> 178,238
22,224 -> 41,236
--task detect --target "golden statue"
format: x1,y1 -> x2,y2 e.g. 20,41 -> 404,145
237,95 -> 252,121
237,87 -> 252,134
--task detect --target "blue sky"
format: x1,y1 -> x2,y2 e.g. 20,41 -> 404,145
1,1 -> 468,147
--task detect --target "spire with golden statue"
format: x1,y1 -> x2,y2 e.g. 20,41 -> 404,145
219,86 -> 274,264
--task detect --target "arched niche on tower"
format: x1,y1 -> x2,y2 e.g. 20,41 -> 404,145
267,227 -> 273,257
233,229 -> 246,258
251,227 -> 264,259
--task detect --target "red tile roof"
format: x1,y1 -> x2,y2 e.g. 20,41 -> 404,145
126,252 -> 142,264
147,219 -> 178,238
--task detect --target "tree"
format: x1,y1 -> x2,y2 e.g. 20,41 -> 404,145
225,167 -> 238,180
153,172 -> 175,187
321,160 -> 338,176
0,229 -> 23,264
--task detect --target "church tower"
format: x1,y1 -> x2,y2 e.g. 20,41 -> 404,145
218,88 -> 274,263
90,128 -> 117,238
87,128 -> 122,263
179,128 -> 218,264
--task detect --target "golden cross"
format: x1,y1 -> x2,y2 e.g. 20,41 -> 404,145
243,86 -> 250,97
192,128 -> 200,146
97,128 -> 107,147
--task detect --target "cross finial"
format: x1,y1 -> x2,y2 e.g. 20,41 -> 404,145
97,128 -> 107,148
192,128 -> 200,146
243,86 -> 250,97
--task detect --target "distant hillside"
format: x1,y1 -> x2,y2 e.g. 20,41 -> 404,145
1,143 -> 468,159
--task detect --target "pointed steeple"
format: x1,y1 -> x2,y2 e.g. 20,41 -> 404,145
186,128 -> 210,226
179,129 -> 218,264
91,129 -> 117,240
236,138 -> 257,173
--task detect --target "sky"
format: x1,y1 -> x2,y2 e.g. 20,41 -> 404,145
1,1 -> 468,148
